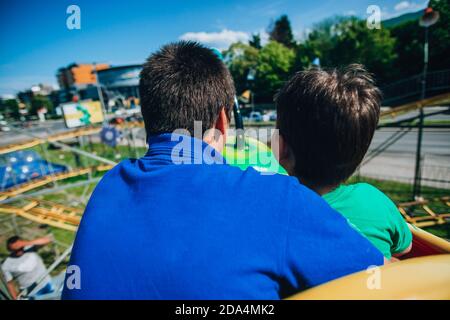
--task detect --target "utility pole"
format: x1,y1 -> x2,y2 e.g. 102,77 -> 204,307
92,62 -> 108,124
413,7 -> 439,199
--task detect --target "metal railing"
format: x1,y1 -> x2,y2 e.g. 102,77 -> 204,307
381,69 -> 450,107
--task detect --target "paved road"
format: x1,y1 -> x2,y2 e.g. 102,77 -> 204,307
361,128 -> 450,189
361,107 -> 450,189
0,120 -> 68,146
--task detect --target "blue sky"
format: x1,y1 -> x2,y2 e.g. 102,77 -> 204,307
0,0 -> 428,95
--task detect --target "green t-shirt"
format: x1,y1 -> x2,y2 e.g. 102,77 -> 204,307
323,183 -> 412,259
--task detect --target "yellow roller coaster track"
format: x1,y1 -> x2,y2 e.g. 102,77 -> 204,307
380,92 -> 450,119
0,198 -> 83,232
0,126 -> 102,155
398,196 -> 450,228
0,121 -> 145,155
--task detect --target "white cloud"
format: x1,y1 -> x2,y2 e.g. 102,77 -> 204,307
382,1 -> 427,20
179,29 -> 249,50
395,1 -> 411,11
394,0 -> 427,13
256,29 -> 270,46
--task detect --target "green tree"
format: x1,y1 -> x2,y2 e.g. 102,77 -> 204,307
223,42 -> 259,95
254,41 -> 295,100
30,94 -> 53,116
304,16 -> 397,83
385,0 -> 449,82
390,20 -> 423,79
428,0 -> 450,71
0,99 -> 20,119
268,15 -> 295,48
249,33 -> 262,49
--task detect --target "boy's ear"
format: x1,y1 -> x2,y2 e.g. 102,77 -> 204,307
273,132 -> 296,176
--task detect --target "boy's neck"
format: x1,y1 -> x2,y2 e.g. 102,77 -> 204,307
296,176 -> 338,196
313,185 -> 337,196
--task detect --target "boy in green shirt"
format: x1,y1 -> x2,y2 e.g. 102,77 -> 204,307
273,64 -> 412,259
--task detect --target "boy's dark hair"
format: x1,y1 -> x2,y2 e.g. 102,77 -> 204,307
6,236 -> 21,251
139,41 -> 235,136
276,64 -> 381,188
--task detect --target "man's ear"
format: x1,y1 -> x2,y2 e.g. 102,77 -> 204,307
214,107 -> 228,136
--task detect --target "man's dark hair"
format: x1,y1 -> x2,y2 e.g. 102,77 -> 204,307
139,41 -> 235,136
6,236 -> 21,251
276,64 -> 381,188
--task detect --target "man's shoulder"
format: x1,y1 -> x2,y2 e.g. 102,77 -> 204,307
227,166 -> 311,195
235,167 -> 330,213
1,257 -> 12,269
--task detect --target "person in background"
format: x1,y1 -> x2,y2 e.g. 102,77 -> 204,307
2,235 -> 54,299
274,64 -> 412,260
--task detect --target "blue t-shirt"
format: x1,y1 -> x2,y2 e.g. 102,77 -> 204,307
62,133 -> 382,299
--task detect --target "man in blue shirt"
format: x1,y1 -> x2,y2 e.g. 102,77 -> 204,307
63,41 -> 383,299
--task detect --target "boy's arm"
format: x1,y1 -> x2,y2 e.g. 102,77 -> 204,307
389,203 -> 413,257
279,186 -> 384,297
392,241 -> 412,257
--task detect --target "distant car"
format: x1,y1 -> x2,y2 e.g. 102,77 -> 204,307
0,119 -> 11,131
248,111 -> 263,122
109,117 -> 125,125
269,111 -> 277,121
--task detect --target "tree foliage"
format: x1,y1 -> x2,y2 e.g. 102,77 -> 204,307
249,33 -> 262,49
0,99 -> 20,119
390,0 -> 450,79
30,95 -> 53,115
428,0 -> 450,71
268,15 -> 295,48
223,42 -> 259,95
254,41 -> 295,100
223,10 -> 449,102
304,16 -> 397,83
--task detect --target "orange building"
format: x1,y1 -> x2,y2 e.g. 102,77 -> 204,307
57,63 -> 110,90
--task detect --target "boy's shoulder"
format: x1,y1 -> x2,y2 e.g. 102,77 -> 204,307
342,182 -> 399,215
350,182 -> 393,201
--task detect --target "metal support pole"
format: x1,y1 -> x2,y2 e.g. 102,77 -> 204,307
92,63 -> 108,124
413,27 -> 429,199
